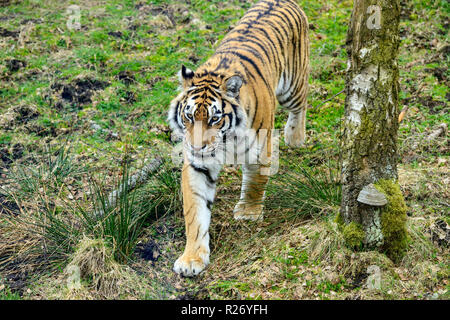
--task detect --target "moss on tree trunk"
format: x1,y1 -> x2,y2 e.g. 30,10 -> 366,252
339,0 -> 407,261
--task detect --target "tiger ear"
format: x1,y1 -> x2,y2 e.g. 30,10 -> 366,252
179,65 -> 194,89
225,75 -> 243,98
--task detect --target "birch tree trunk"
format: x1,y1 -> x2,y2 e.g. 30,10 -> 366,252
340,0 -> 408,260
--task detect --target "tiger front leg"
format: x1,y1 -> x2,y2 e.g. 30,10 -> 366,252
173,162 -> 219,277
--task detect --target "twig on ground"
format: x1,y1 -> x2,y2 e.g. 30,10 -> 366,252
96,157 -> 163,216
313,89 -> 345,111
411,123 -> 448,150
426,123 -> 448,141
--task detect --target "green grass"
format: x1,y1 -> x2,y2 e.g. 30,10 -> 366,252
0,285 -> 22,300
275,246 -> 310,280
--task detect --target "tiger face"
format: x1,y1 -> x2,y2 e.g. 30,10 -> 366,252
169,65 -> 247,163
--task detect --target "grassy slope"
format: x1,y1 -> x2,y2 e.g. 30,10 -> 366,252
0,0 -> 448,299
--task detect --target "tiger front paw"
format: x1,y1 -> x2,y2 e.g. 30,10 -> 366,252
233,201 -> 264,221
173,250 -> 209,277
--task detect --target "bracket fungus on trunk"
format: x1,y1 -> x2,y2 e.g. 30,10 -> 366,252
357,184 -> 388,207
354,183 -> 388,250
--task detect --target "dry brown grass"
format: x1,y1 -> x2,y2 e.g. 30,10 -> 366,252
26,236 -> 152,300
178,195 -> 448,300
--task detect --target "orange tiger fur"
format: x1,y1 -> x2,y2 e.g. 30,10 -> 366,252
168,0 -> 309,276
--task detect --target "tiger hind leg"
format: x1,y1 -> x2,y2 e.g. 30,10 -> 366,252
284,106 -> 307,148
233,164 -> 270,221
279,60 -> 309,148
234,128 -> 273,221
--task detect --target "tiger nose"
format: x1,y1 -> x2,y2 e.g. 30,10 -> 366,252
192,144 -> 207,152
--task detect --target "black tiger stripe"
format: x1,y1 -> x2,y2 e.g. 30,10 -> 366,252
214,50 -> 271,91
238,25 -> 282,57
192,191 -> 213,206
194,225 -> 200,242
230,103 -> 242,127
279,5 -> 302,32
221,34 -> 281,73
190,163 -> 216,185
259,18 -> 289,52
248,86 -> 259,128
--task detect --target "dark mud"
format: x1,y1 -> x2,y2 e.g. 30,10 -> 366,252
51,78 -> 110,108
1,255 -> 48,296
402,95 -> 448,115
0,142 -> 24,167
0,26 -> 19,38
423,67 -> 448,84
430,219 -> 450,248
416,96 -> 448,114
108,31 -> 123,39
20,18 -> 43,25
13,105 -> 39,123
122,90 -> 137,104
0,194 -> 20,215
5,59 -> 27,72
116,70 -> 135,85
25,123 -> 57,137
136,240 -> 160,263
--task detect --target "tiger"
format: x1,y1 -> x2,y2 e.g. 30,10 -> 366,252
168,0 -> 309,277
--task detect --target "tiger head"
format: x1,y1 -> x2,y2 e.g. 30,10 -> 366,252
168,65 -> 247,161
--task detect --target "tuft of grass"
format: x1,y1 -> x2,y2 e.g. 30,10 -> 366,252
63,236 -> 143,298
304,219 -> 346,265
76,159 -> 181,263
3,143 -> 85,200
265,162 -> 341,219
27,236 -> 155,300
1,143 -> 181,271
